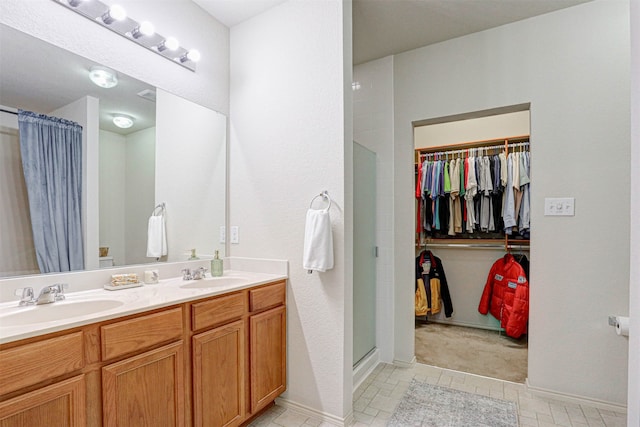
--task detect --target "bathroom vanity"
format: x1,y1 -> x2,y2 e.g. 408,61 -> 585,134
0,272 -> 287,427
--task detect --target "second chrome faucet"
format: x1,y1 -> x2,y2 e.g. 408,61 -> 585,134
182,267 -> 208,281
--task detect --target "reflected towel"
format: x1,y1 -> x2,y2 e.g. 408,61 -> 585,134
303,208 -> 334,272
146,215 -> 167,258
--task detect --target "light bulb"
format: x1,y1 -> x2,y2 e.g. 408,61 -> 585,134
89,66 -> 118,88
180,49 -> 201,63
113,114 -> 134,129
132,21 -> 155,39
158,37 -> 179,52
102,4 -> 127,24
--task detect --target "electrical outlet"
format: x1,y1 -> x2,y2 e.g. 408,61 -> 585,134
219,226 -> 226,243
230,226 -> 239,244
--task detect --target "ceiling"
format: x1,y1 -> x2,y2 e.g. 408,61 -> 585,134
352,0 -> 592,64
0,25 -> 156,136
193,0 -> 289,27
1,0 -> 593,133
195,0 -> 592,65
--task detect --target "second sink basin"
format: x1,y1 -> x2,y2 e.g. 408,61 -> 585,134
180,276 -> 248,289
0,299 -> 125,327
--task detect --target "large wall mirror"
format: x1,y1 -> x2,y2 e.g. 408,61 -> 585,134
0,24 -> 226,279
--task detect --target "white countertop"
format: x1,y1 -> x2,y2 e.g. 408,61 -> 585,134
0,270 -> 287,344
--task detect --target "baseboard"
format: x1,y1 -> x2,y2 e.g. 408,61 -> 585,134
526,379 -> 627,413
275,397 -> 354,426
428,319 -> 503,332
353,348 -> 380,393
392,356 -> 416,369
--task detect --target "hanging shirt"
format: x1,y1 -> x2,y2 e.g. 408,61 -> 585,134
519,151 -> 531,235
444,161 -> 451,194
491,155 -> 504,232
448,159 -> 459,236
416,161 -> 423,234
480,156 -> 494,232
503,153 -> 516,234
513,152 -> 523,224
499,151 -> 508,187
465,156 -> 477,233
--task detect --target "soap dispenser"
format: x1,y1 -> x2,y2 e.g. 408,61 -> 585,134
211,250 -> 223,277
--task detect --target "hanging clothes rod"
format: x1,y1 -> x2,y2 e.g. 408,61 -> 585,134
418,142 -> 529,158
424,242 -> 530,251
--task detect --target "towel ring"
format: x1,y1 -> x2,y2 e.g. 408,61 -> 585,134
309,191 -> 331,210
151,202 -> 166,216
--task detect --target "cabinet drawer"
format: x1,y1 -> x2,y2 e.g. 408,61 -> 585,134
101,308 -> 183,361
192,292 -> 245,332
0,332 -> 84,395
249,281 -> 286,313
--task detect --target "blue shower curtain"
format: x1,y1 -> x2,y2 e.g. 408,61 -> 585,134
18,110 -> 84,273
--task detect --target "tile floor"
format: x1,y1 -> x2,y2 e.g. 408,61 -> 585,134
249,362 -> 628,427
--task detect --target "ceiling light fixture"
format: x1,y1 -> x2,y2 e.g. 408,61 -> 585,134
51,0 -> 200,72
101,4 -> 127,25
89,66 -> 118,88
113,114 -> 134,129
131,21 -> 155,39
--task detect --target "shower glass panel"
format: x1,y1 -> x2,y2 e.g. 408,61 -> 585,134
353,142 -> 377,366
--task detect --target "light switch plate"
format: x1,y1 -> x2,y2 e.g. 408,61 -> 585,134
544,197 -> 575,216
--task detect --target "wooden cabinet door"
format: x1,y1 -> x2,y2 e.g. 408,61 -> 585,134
102,342 -> 184,427
0,375 -> 85,427
249,306 -> 286,412
192,320 -> 245,427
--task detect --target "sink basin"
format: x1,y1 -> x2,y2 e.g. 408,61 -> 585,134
180,277 -> 248,289
0,299 -> 124,327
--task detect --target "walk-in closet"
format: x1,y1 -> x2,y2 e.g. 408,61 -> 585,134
413,108 -> 531,383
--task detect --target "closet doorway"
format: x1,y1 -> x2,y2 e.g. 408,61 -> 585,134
353,142 -> 377,366
413,107 -> 530,383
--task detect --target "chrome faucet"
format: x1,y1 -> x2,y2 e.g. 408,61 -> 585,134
192,267 -> 207,280
15,284 -> 68,306
181,267 -> 207,280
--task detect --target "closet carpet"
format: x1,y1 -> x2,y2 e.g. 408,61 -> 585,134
415,322 -> 528,383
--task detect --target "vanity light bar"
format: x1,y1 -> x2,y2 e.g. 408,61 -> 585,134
53,0 -> 200,72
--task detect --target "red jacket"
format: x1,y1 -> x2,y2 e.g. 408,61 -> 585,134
478,254 -> 529,338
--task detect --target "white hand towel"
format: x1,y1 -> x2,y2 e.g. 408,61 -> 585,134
303,208 -> 334,272
146,215 -> 167,258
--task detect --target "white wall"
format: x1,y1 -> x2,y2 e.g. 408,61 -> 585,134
353,56 -> 395,362
0,0 -> 229,115
628,0 -> 639,424
156,89 -> 226,262
393,0 -> 630,405
98,127 -> 155,266
230,0 -> 353,421
414,110 -> 530,147
124,127 -> 156,265
0,113 -> 38,276
99,130 -> 126,266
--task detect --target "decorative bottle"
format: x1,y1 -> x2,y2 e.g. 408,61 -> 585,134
211,250 -> 223,277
